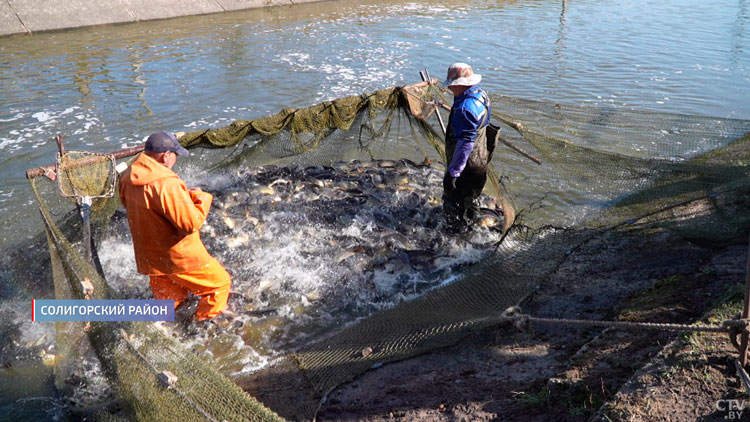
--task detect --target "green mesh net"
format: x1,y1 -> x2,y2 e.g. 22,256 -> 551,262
28,82 -> 750,421
30,175 -> 285,422
56,151 -> 117,200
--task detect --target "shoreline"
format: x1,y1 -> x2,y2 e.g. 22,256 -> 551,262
314,230 -> 749,421
0,0 -> 328,37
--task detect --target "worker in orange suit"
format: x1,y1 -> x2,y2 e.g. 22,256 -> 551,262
118,131 -> 231,322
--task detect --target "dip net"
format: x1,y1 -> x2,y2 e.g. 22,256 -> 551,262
27,82 -> 750,421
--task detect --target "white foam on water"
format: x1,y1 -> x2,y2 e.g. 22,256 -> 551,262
99,161 -> 505,377
98,235 -> 149,298
183,166 -> 234,191
0,111 -> 27,123
0,106 -> 105,154
0,189 -> 13,203
266,6 -> 424,102
0,300 -> 54,351
32,112 -> 53,122
245,229 -> 333,295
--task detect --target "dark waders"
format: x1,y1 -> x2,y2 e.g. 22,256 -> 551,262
442,112 -> 498,234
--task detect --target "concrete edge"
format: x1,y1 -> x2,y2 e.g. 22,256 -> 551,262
0,0 -> 328,37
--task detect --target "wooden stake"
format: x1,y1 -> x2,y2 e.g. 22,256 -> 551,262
741,231 -> 750,366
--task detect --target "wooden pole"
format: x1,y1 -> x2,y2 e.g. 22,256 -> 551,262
419,70 -> 447,135
26,145 -> 145,180
740,231 -> 750,366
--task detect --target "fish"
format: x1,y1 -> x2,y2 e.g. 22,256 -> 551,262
476,215 -> 500,228
227,232 -> 251,248
124,157 -> 508,371
384,174 -> 409,185
335,250 -> 356,263
244,307 -> 279,317
251,186 -> 275,196
269,179 -> 291,187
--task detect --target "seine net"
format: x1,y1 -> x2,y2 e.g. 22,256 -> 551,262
30,174 -> 285,422
56,151 -> 117,200
28,82 -> 750,421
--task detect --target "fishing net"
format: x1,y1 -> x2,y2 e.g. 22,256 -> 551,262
27,82 -> 750,421
30,174 -> 285,422
56,151 -> 117,200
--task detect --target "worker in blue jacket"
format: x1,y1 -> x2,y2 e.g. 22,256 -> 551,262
442,62 -> 496,234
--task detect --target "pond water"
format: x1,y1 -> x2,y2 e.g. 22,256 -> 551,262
0,0 -> 748,420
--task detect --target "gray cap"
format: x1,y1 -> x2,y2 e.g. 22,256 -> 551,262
145,131 -> 189,156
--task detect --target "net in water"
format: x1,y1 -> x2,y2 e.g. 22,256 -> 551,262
28,82 -> 750,421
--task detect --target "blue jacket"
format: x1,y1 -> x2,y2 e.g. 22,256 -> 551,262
447,85 -> 490,178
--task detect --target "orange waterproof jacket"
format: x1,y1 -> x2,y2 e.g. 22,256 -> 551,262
118,153 -> 213,275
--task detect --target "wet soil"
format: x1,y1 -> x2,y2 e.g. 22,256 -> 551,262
313,229 -> 749,422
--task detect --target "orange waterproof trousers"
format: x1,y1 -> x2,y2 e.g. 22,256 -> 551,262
149,258 -> 231,321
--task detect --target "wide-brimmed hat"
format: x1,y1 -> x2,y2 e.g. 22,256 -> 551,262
443,62 -> 482,86
145,131 -> 189,156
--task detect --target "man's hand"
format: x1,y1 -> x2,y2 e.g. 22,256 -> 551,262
188,187 -> 207,203
449,176 -> 457,190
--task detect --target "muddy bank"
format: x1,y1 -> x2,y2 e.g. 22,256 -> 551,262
0,0 -> 327,36
314,229 -> 749,421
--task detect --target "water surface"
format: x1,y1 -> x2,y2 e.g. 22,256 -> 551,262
1,0 -> 748,247
0,0 -> 748,419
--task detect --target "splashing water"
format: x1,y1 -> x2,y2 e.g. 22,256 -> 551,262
99,159 -> 505,376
